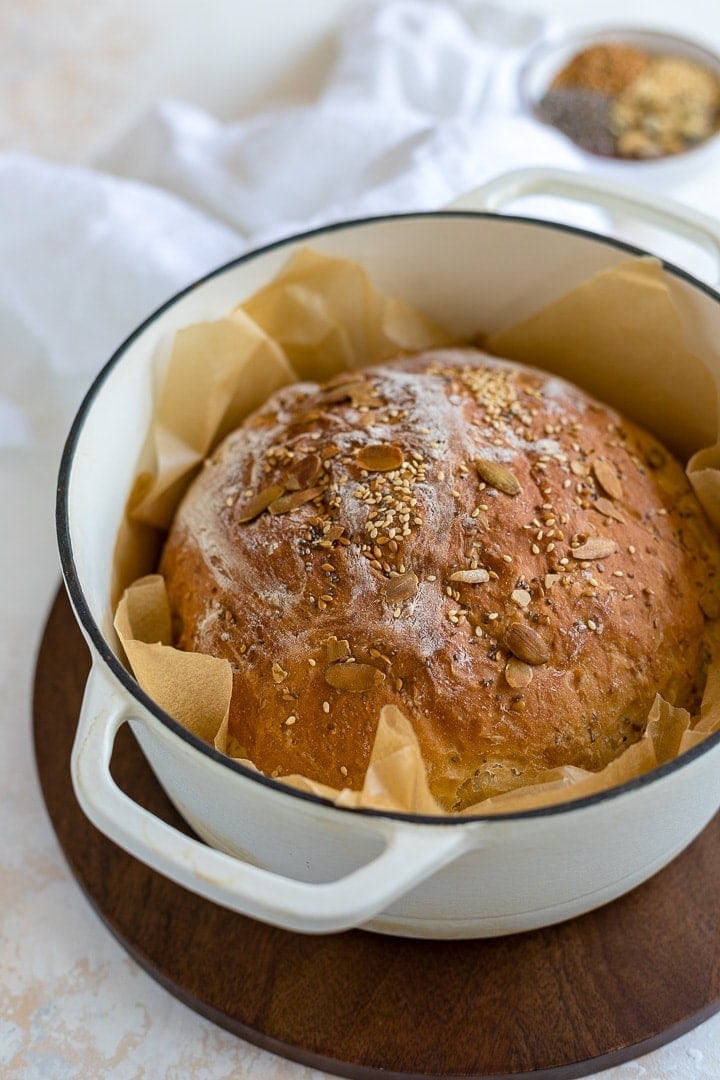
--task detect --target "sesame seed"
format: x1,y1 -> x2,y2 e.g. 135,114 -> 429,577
322,701 -> 330,713
285,715 -> 297,725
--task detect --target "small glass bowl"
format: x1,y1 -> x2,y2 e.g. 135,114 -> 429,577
518,25 -> 720,184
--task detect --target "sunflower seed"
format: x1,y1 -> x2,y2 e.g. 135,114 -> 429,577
449,569 -> 490,584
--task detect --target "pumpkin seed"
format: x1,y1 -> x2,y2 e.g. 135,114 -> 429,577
268,487 -> 323,515
355,444 -> 405,472
286,453 -> 321,490
572,537 -> 618,560
236,483 -> 285,523
593,497 -> 626,523
505,657 -> 534,688
476,458 -> 521,496
593,460 -> 623,501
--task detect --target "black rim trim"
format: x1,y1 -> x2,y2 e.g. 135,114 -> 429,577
56,207 -> 720,826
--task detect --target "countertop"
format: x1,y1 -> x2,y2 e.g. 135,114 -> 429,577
3,1 -> 720,1077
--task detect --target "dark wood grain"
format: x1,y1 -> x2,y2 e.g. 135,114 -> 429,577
33,586 -> 720,1080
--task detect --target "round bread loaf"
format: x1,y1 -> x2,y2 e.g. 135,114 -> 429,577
160,348 -> 720,810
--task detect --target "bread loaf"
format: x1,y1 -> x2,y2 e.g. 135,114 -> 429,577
160,348 -> 720,809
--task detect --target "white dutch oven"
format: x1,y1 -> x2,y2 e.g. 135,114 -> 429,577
59,168 -> 720,939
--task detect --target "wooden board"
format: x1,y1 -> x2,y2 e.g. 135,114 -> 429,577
33,587 -> 720,1080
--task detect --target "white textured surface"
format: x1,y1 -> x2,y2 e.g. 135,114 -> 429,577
2,1 -> 720,1077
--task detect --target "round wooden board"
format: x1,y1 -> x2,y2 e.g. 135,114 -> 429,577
34,587 -> 720,1080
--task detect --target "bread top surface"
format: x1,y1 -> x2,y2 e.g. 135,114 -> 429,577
160,348 -> 720,810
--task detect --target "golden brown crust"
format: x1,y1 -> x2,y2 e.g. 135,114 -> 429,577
160,348 -> 720,810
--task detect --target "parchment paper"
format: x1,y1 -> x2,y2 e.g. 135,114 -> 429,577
112,247 -> 720,815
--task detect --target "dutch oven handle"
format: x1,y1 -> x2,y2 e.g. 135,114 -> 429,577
71,664 -> 475,935
446,166 -> 720,285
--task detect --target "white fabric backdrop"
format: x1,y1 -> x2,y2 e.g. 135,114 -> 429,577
2,2 -> 719,1077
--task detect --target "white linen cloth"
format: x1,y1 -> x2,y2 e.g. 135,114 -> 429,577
2,2 -> 719,1077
